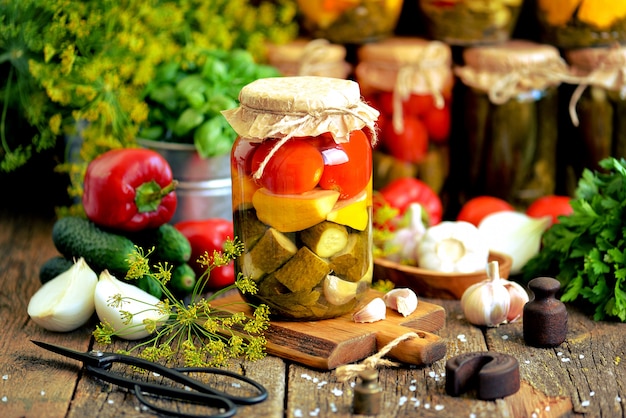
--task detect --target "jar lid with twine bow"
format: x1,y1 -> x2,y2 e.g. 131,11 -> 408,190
565,44 -> 626,126
355,37 -> 453,133
221,76 -> 379,181
455,40 -> 575,106
266,38 -> 352,79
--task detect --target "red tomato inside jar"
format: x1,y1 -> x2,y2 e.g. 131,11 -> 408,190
224,76 -> 379,321
356,37 -> 454,193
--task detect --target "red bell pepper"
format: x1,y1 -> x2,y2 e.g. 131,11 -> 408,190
378,177 -> 443,225
174,218 -> 235,289
83,148 -> 177,232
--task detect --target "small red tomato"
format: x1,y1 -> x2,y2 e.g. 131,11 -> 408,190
457,196 -> 515,227
250,138 -> 324,194
422,105 -> 451,143
379,177 -> 442,225
318,130 -> 372,200
382,116 -> 429,164
526,195 -> 573,225
405,94 -> 436,117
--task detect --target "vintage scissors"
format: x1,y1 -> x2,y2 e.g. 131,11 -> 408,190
31,340 -> 268,418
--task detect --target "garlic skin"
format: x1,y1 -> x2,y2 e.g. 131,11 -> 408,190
383,288 -> 418,317
353,297 -> 387,323
461,261 -> 510,327
27,257 -> 98,332
94,270 -> 168,340
502,279 -> 529,322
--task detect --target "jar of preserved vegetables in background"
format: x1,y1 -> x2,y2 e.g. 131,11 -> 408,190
266,38 -> 352,79
417,0 -> 524,46
297,0 -> 405,44
454,40 -> 572,208
355,37 -> 453,193
561,45 -> 626,195
535,0 -> 626,48
223,76 -> 379,320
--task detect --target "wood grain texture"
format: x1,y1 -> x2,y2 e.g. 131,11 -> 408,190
212,290 -> 446,369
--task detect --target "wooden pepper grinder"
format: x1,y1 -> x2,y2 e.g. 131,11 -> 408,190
523,277 -> 568,347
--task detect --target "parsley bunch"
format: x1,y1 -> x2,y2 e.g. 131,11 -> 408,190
523,157 -> 626,322
93,237 -> 271,368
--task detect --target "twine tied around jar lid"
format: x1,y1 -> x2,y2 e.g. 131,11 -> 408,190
455,40 -> 576,105
267,38 -> 351,78
356,37 -> 453,134
565,43 -> 626,126
222,76 -> 379,181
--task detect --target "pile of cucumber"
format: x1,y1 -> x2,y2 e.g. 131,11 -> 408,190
40,216 -> 196,298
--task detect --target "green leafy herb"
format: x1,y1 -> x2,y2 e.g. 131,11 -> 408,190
522,157 -> 626,322
93,237 -> 271,368
139,48 -> 281,158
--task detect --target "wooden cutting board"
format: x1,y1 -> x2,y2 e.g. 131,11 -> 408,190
212,290 -> 447,370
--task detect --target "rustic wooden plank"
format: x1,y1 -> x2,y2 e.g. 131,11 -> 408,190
280,298 -> 513,418
211,290 -> 446,369
0,213 -> 93,418
487,305 -> 626,418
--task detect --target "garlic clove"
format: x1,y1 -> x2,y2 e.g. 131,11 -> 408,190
27,257 -> 98,332
502,279 -> 529,322
94,270 -> 168,340
460,261 -> 510,327
383,288 -> 418,317
352,297 -> 387,323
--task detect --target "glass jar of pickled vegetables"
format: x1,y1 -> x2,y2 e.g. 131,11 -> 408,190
418,0 -> 524,46
561,45 -> 626,194
454,40 -> 571,208
266,38 -> 352,79
355,37 -> 453,192
297,0 -> 405,44
535,0 -> 626,48
222,76 -> 379,320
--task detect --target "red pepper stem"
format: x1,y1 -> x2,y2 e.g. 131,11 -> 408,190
135,180 -> 179,214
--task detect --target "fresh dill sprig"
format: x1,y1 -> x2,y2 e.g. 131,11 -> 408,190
93,236 -> 270,367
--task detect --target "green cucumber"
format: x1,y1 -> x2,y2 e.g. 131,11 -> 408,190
125,223 -> 191,265
169,263 -> 196,295
52,216 -> 136,276
39,256 -> 74,284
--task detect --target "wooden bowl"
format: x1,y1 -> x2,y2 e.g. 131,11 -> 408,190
373,252 -> 513,300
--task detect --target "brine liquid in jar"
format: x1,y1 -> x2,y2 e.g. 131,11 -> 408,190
223,76 -> 379,321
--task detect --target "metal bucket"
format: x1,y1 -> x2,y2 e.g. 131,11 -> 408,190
137,139 -> 232,223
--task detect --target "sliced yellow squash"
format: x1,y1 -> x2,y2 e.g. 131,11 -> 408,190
252,188 -> 340,233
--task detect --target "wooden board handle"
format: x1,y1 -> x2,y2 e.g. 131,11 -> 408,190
376,324 -> 447,366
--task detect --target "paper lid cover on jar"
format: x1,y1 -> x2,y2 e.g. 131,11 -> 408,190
222,76 -> 379,143
267,39 -> 352,79
566,45 -> 626,91
456,40 -> 572,104
355,37 -> 453,96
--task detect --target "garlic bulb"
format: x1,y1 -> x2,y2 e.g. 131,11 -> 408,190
383,288 -> 418,317
27,257 -> 98,332
383,203 -> 427,265
353,298 -> 387,323
461,261 -> 510,327
94,270 -> 168,340
418,221 -> 489,273
502,280 -> 529,323
478,211 -> 551,275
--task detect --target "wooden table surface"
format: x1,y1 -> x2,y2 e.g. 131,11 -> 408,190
1,208 -> 625,418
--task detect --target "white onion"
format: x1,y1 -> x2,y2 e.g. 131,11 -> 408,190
27,257 -> 98,332
478,211 -> 551,275
94,270 -> 168,340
